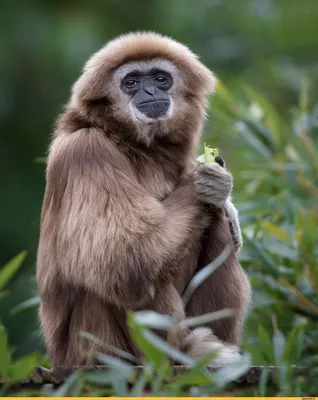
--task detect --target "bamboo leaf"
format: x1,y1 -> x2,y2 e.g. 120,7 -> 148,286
259,366 -> 269,396
260,221 -> 291,242
133,311 -> 175,330
273,330 -> 286,365
0,324 -> 11,375
9,353 -> 41,382
0,251 -> 27,291
258,325 -> 274,363
140,329 -> 195,366
11,296 -> 41,315
128,312 -> 168,369
80,331 -> 137,363
182,309 -> 233,327
182,246 -> 232,306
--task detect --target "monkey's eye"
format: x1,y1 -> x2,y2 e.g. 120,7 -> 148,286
155,76 -> 167,84
125,79 -> 138,89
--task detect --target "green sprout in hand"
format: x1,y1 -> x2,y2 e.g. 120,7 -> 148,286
196,143 -> 220,164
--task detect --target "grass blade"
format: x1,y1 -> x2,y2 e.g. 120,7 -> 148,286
182,246 -> 232,307
0,251 -> 27,291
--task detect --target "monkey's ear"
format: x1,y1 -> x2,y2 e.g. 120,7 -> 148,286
71,69 -> 107,103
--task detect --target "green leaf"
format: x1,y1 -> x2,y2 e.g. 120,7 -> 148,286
259,366 -> 269,396
140,328 -> 195,366
172,352 -> 216,388
80,331 -> 137,363
0,251 -> 27,291
182,245 -> 232,306
95,352 -> 133,378
258,325 -> 274,363
244,237 -> 279,278
197,143 -> 220,163
11,296 -> 41,315
133,311 -> 175,330
151,360 -> 172,395
182,309 -> 233,327
234,121 -> 273,157
0,324 -> 11,375
262,240 -> 299,261
273,330 -> 286,365
242,85 -> 284,146
8,352 -> 40,382
130,363 -> 152,396
260,221 -> 290,242
282,325 -> 299,363
295,324 -> 305,361
128,312 -> 168,369
243,342 -> 265,365
54,370 -> 82,397
93,353 -> 133,395
69,372 -> 85,396
243,117 -> 277,151
34,157 -> 47,164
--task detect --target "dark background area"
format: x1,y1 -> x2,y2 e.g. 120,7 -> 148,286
0,0 -> 317,367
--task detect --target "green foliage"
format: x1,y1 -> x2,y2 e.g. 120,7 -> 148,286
44,309 -> 251,397
2,70 -> 318,399
208,76 -> 318,396
0,256 -> 43,393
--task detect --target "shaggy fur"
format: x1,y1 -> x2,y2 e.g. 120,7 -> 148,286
37,32 -> 251,367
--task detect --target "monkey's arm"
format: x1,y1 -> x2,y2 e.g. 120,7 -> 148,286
224,198 -> 243,252
193,162 -> 242,252
37,129 -> 205,309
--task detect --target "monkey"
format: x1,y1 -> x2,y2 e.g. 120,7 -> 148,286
37,32 -> 251,368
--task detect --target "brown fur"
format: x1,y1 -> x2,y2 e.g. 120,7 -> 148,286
37,32 -> 251,367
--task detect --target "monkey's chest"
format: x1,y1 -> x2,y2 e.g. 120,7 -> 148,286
127,146 -> 184,200
132,160 -> 179,200
140,168 -> 178,200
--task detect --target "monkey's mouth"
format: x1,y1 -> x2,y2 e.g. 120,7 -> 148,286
138,99 -> 170,106
136,99 -> 170,119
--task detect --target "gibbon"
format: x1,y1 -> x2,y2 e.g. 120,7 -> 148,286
37,32 -> 251,367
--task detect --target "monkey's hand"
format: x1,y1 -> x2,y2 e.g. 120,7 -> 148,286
193,162 -> 233,208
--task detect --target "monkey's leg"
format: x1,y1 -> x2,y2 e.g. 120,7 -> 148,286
40,283 -> 137,368
40,298 -> 72,368
132,282 -> 189,348
65,292 -> 138,367
185,212 -> 251,345
147,282 -> 242,367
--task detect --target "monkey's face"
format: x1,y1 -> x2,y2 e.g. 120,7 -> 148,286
112,59 -> 183,125
122,69 -> 172,120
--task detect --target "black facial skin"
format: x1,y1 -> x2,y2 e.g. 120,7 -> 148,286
121,68 -> 173,119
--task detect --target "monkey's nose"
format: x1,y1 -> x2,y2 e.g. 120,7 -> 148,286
144,86 -> 156,95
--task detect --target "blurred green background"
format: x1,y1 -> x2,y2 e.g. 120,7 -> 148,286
0,0 -> 317,391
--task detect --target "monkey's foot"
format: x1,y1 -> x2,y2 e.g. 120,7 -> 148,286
183,327 -> 241,368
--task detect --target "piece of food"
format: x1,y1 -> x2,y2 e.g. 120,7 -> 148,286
196,143 -> 220,164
